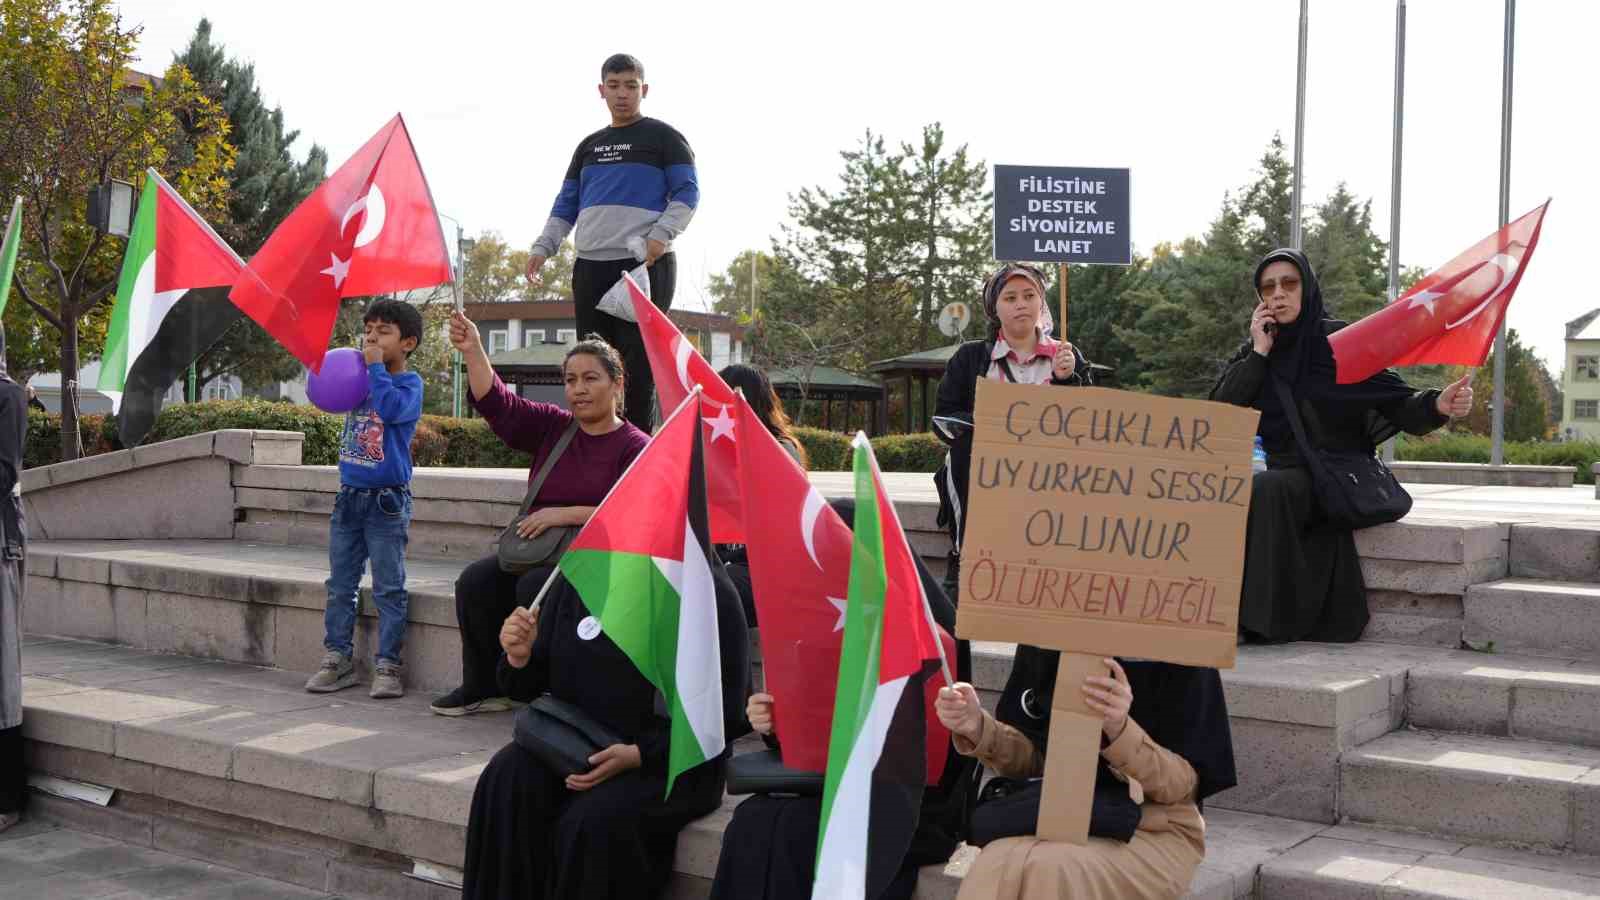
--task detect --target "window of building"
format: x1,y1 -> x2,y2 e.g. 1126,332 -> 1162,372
557,329 -> 577,345
1576,400 -> 1600,420
202,379 -> 237,401
1577,355 -> 1599,380
488,330 -> 509,355
524,329 -> 546,348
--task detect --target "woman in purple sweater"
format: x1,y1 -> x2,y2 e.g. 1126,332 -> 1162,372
431,312 -> 649,716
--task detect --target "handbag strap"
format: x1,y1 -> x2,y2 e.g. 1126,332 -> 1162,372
1270,376 -> 1333,483
519,422 -> 580,515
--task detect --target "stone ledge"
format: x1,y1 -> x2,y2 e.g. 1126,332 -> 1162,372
23,430 -> 304,492
1389,460 -> 1577,488
1465,578 -> 1600,663
1260,832 -> 1600,899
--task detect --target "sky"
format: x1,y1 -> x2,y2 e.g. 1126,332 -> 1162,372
118,0 -> 1597,372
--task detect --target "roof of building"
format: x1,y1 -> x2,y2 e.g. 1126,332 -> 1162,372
485,344 -> 573,368
768,366 -> 882,391
1567,309 -> 1600,340
867,344 -> 963,374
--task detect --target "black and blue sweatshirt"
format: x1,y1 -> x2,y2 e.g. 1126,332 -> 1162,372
531,117 -> 699,262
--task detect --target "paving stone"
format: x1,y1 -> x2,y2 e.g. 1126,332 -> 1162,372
1576,770 -> 1600,855
1318,824 -> 1467,856
22,689 -> 214,755
150,817 -> 332,894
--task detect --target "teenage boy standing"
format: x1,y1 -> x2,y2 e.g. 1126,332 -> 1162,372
526,53 -> 699,431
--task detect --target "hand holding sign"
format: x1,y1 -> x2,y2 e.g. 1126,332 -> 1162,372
1436,372 -> 1474,418
1052,343 -> 1078,381
1082,658 -> 1132,742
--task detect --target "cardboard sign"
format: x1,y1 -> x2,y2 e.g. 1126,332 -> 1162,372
993,165 -> 1132,265
955,382 -> 1259,842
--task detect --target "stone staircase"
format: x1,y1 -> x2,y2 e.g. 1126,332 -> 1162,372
14,430 -> 1600,898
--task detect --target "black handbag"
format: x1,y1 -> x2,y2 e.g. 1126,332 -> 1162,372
497,422 -> 580,574
513,694 -> 626,777
725,748 -> 824,796
1272,378 -> 1412,530
968,770 -> 1143,845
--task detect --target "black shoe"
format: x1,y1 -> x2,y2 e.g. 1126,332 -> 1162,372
430,686 -> 515,717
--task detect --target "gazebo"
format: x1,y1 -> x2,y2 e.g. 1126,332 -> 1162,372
768,366 -> 887,435
868,345 -> 960,434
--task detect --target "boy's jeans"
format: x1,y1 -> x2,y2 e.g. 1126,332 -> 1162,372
324,485 -> 411,664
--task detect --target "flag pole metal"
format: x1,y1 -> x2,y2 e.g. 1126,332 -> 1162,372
1382,0 -> 1407,464
1491,0 -> 1515,465
453,223 -> 466,419
1290,0 -> 1309,250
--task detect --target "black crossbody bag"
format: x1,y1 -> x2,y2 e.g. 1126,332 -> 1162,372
1271,377 -> 1411,530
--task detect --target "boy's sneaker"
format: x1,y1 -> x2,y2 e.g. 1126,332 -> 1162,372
369,660 -> 404,699
429,686 -> 516,717
304,651 -> 357,693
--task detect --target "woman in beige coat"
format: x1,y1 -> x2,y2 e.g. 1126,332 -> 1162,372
936,646 -> 1236,899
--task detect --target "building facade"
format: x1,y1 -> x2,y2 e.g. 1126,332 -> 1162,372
1561,309 -> 1600,441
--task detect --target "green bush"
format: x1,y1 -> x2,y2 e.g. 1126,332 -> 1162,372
1396,432 -> 1599,484
869,432 -> 945,473
794,427 -> 852,471
421,415 -> 530,468
146,399 -> 346,464
25,410 -> 117,468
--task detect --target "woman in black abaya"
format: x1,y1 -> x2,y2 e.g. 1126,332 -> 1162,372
1210,248 -> 1471,642
461,564 -> 749,899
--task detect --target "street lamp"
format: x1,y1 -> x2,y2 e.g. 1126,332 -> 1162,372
86,179 -> 136,237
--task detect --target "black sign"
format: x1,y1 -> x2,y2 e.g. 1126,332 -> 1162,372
993,165 -> 1131,265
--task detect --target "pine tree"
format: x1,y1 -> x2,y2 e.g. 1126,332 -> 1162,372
898,124 -> 992,347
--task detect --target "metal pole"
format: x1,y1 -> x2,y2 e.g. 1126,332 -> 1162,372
1382,0 -> 1407,463
750,251 -> 757,318
1290,0 -> 1309,249
1491,0 -> 1514,465
453,223 -> 465,418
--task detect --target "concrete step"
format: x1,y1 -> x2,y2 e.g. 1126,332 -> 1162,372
1465,579 -> 1600,663
1409,653 -> 1600,748
1340,729 -> 1600,852
17,637 -> 1333,900
1261,824 -> 1600,899
1509,523 -> 1600,582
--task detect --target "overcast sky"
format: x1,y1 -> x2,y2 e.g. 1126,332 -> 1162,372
120,0 -> 1596,371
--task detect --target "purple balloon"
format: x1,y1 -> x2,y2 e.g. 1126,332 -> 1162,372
307,347 -> 371,413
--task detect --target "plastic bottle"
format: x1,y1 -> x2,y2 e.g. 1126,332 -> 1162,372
1251,436 -> 1269,473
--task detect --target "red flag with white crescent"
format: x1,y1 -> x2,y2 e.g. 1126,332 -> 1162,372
1329,201 -> 1549,384
229,114 -> 452,369
625,272 -> 744,543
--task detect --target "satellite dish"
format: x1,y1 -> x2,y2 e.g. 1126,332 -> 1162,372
938,301 -> 971,338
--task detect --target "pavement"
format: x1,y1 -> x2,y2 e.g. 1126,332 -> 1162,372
0,817 -> 338,900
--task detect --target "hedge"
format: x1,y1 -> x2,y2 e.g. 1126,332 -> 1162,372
24,401 -> 1593,483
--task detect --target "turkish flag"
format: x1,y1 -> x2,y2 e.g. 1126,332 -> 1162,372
736,397 -> 954,782
229,115 -> 452,369
1330,201 -> 1549,384
625,273 -> 744,543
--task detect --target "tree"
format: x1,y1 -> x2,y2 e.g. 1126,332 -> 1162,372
0,0 -> 234,459
706,249 -> 779,320
1449,329 -> 1548,442
1304,184 -> 1387,322
898,123 -> 992,347
174,18 -> 326,397
1045,256 -> 1154,388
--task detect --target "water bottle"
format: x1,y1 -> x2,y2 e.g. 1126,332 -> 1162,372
1251,436 -> 1269,473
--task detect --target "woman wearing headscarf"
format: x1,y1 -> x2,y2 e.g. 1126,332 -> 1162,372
707,498 -> 980,900
935,647 -> 1236,899
0,327 -> 29,833
1210,249 -> 1473,642
460,563 -> 750,899
933,263 -> 1093,600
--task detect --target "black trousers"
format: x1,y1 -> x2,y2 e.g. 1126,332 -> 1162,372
0,725 -> 23,814
572,253 -> 677,432
454,555 -> 556,699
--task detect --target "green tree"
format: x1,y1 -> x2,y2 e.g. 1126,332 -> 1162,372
1305,184 -> 1387,322
0,0 -> 234,459
706,249 -> 779,320
174,18 -> 327,397
897,123 -> 992,347
1044,256 -> 1154,388
1451,329 -> 1548,441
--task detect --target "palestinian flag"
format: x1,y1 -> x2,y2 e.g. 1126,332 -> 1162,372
99,170 -> 246,447
558,391 -> 725,795
813,434 -> 949,900
0,196 -> 21,317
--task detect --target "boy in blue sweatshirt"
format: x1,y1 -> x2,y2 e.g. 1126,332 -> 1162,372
306,299 -> 424,698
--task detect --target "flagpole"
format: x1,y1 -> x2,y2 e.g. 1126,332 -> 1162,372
1490,0 -> 1515,465
1290,0 -> 1309,249
1382,0 -> 1407,464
